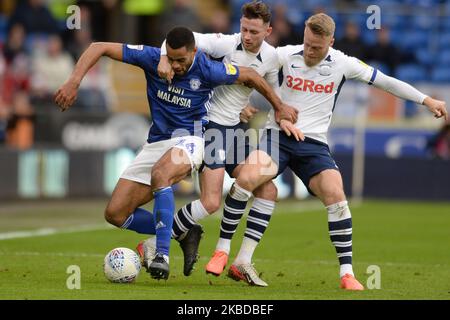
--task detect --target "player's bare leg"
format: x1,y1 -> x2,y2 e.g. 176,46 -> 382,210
104,178 -> 153,229
309,169 -> 364,290
199,167 -> 226,213
105,179 -> 160,271
236,150 -> 278,192
146,147 -> 193,280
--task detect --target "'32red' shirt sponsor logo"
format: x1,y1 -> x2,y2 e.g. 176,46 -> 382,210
286,75 -> 334,93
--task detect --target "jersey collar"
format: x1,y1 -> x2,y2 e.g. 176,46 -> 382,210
237,38 -> 263,63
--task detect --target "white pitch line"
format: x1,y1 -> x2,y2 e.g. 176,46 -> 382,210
0,223 -> 114,241
0,251 -> 105,258
0,201 -> 325,241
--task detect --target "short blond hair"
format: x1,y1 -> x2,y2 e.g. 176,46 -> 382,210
305,13 -> 335,37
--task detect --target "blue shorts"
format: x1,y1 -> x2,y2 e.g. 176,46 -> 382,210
258,129 -> 339,195
203,121 -> 253,177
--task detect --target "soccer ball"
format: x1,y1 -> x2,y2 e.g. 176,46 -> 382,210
103,247 -> 141,283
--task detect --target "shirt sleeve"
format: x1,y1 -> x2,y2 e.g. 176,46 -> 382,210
264,54 -> 282,92
275,46 -> 290,68
192,32 -> 237,58
202,59 -> 240,87
371,70 -> 428,104
342,54 -> 377,84
342,53 -> 427,104
122,44 -> 160,73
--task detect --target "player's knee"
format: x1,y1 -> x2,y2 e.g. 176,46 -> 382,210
104,205 -> 126,227
236,171 -> 259,192
254,182 -> 278,201
323,187 -> 346,205
151,167 -> 169,188
200,196 -> 221,214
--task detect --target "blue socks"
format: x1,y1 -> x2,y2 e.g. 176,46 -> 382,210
120,187 -> 175,257
153,187 -> 175,256
121,207 -> 156,235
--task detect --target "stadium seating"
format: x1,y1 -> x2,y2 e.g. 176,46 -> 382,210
415,47 -> 436,67
395,64 -> 428,82
431,67 -> 450,82
257,0 -> 450,83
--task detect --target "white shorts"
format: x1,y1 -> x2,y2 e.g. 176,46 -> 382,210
120,135 -> 204,186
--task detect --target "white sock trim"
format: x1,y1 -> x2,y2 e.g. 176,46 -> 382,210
327,200 -> 351,222
191,199 -> 209,222
251,198 -> 275,215
231,183 -> 252,201
340,263 -> 354,278
234,237 -> 258,265
215,238 -> 231,254
326,200 -> 348,212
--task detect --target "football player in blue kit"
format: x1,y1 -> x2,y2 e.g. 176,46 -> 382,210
54,26 -> 299,280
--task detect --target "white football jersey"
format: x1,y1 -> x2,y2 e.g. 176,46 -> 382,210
191,33 -> 280,126
265,45 -> 377,144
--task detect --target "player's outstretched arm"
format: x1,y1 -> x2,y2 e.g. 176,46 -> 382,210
235,66 -> 299,124
369,70 -> 447,121
54,42 -> 123,111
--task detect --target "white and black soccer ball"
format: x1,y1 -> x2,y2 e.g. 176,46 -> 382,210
103,247 -> 141,283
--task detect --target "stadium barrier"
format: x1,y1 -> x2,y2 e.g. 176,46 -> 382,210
0,148 -> 449,201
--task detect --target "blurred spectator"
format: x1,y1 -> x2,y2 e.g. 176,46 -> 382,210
0,1 -> 17,16
5,90 -> 35,149
0,23 -> 31,107
31,34 -> 74,101
8,0 -> 60,35
334,21 -> 368,61
427,122 -> 450,160
76,0 -> 119,42
67,27 -> 112,113
67,28 -> 91,62
0,97 -> 9,143
266,4 -> 302,47
366,27 -> 414,74
122,0 -> 165,45
3,23 -> 27,62
159,0 -> 205,40
203,8 -> 231,34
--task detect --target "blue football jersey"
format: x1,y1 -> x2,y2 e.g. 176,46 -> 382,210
122,44 -> 240,143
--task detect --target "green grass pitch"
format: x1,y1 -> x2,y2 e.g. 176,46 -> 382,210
0,199 -> 449,300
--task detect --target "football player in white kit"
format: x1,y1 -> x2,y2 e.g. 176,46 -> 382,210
222,13 -> 448,289
137,1 -> 299,285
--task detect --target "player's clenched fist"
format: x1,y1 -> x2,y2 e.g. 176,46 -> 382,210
423,97 -> 448,121
54,79 -> 79,112
158,55 -> 175,84
240,105 -> 259,123
275,103 -> 298,124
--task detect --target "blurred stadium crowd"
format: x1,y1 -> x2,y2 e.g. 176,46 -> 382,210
0,0 -> 449,159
